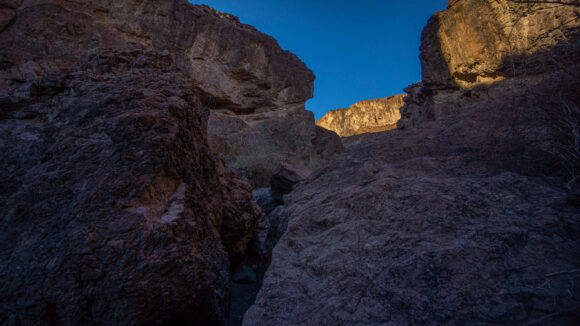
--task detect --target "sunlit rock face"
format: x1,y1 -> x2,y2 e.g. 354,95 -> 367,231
316,95 -> 405,137
0,1 -> 269,325
399,0 -> 580,128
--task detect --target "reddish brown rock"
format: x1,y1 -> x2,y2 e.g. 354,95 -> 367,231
0,0 -> 313,117
0,0 -> 284,324
316,95 -> 405,137
270,160 -> 311,205
0,49 -> 262,326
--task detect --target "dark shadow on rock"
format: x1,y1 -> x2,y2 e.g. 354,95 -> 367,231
419,14 -> 456,90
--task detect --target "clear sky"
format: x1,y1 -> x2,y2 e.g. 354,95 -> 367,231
191,0 -> 448,119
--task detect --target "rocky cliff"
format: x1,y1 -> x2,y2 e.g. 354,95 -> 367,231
399,0 -> 580,128
316,95 -> 405,137
0,0 -> 325,324
0,0 -> 314,116
244,1 -> 580,325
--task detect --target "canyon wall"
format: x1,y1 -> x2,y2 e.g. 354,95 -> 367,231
399,0 -> 580,128
244,1 -> 580,325
316,95 -> 404,137
0,0 -> 323,324
1,0 -> 314,116
0,0 -> 339,188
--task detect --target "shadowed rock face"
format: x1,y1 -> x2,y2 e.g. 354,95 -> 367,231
0,0 -> 282,324
244,68 -> 580,326
244,1 -> 580,325
0,49 -> 262,325
316,95 -> 405,137
399,0 -> 580,129
208,110 -> 344,188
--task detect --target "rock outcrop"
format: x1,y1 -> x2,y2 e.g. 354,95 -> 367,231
208,110 -> 343,188
0,0 -> 327,324
244,111 -> 580,325
399,0 -> 580,128
316,95 -> 405,137
0,48 -> 262,325
244,1 -> 580,325
1,0 -> 314,116
244,70 -> 580,325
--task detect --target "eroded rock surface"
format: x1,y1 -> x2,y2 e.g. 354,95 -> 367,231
0,0 -> 280,324
0,0 -> 313,116
0,49 -> 262,325
316,95 -> 405,137
208,110 -> 343,188
244,1 -> 580,324
399,0 -> 580,128
244,76 -> 580,325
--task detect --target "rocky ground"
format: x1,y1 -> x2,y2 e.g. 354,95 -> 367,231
245,1 -> 580,324
244,98 -> 580,326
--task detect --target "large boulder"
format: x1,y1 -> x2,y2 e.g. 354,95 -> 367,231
316,94 -> 405,137
270,160 -> 312,205
0,49 -> 262,325
0,0 -> 300,324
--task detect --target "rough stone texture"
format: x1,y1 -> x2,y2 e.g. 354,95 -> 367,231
316,94 -> 405,137
0,49 -> 262,325
0,0 -> 281,324
244,1 -> 580,324
0,0 -> 313,117
270,160 -> 311,205
208,110 -> 343,188
422,0 -> 579,89
244,73 -> 580,325
399,0 -> 580,129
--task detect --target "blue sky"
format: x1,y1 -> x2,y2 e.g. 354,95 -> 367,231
191,0 -> 448,119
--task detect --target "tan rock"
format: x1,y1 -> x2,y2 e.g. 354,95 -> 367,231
422,0 -> 579,89
316,94 -> 405,137
399,0 -> 580,129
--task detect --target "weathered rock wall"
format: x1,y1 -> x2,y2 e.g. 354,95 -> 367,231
316,95 -> 405,137
399,0 -> 580,128
244,1 -> 580,324
0,0 -> 311,324
244,53 -> 580,326
0,49 -> 262,325
1,0 -> 314,117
